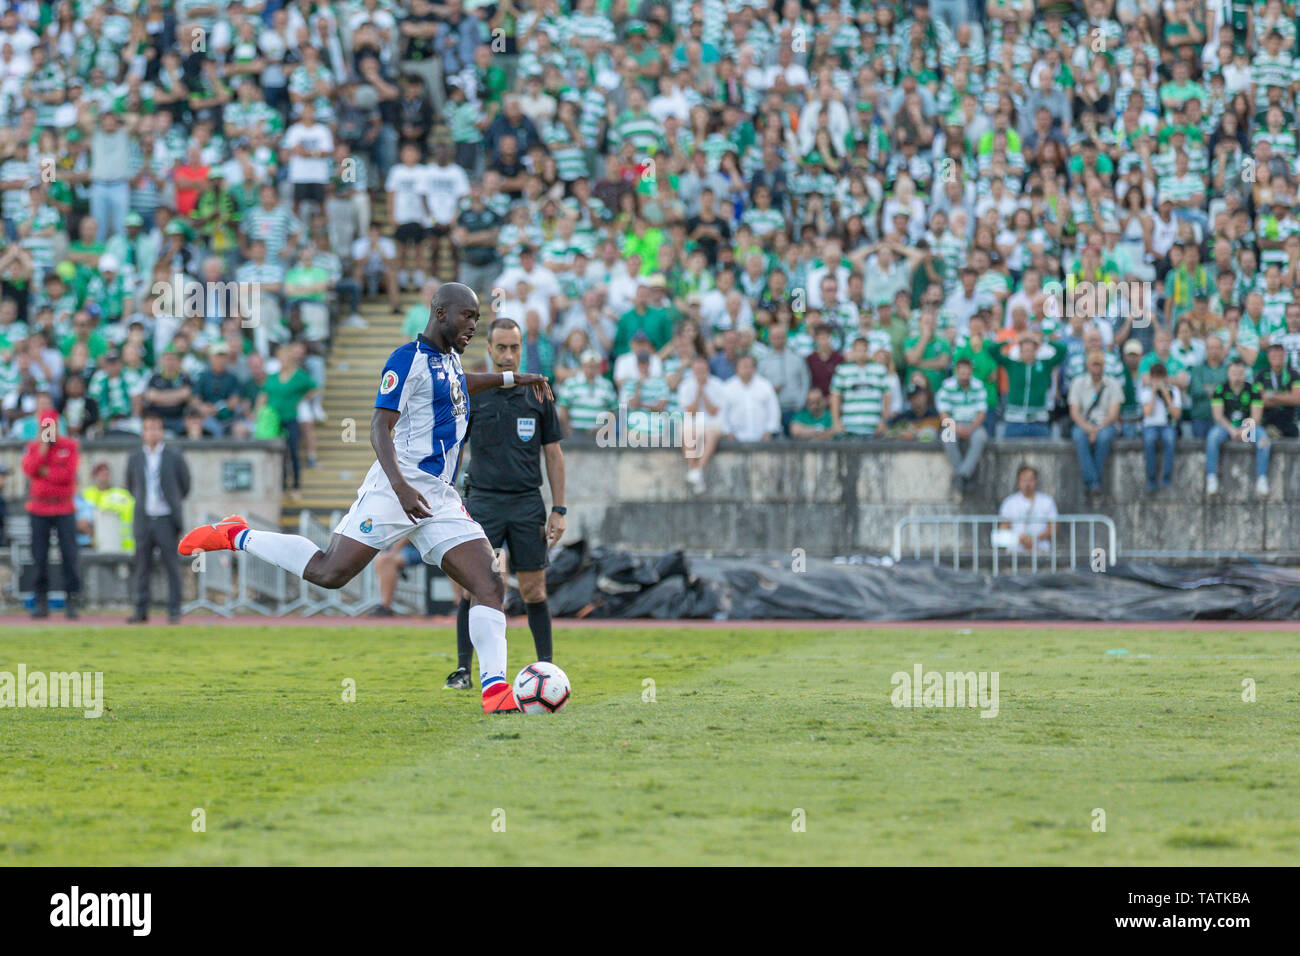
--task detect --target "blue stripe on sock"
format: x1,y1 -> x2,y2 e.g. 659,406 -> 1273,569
481,676 -> 505,690
235,529 -> 249,550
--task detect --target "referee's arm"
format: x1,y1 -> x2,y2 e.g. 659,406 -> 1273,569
542,395 -> 566,546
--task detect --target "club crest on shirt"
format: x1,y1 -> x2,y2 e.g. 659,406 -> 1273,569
379,370 -> 398,394
516,417 -> 536,441
359,518 -> 373,533
448,373 -> 466,416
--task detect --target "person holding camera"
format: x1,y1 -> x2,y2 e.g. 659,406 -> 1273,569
1139,363 -> 1183,493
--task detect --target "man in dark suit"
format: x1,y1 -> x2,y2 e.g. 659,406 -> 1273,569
126,412 -> 191,623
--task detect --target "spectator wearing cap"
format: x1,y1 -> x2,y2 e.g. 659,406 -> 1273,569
194,342 -> 251,438
557,350 -> 617,435
81,462 -> 135,555
125,412 -> 191,623
990,329 -> 1066,439
886,379 -> 943,440
1068,348 -> 1124,498
1118,338 -> 1147,436
21,408 -> 80,619
1259,342 -> 1300,438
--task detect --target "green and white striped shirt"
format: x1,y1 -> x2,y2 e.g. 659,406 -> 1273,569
935,377 -> 989,424
559,374 -> 617,432
831,361 -> 892,435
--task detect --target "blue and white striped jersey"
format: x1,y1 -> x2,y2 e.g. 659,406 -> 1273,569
374,335 -> 469,485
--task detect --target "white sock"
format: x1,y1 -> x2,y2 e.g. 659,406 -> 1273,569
469,605 -> 507,693
237,529 -> 320,578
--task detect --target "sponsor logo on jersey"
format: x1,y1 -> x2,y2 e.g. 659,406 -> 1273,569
516,417 -> 536,441
379,370 -> 399,394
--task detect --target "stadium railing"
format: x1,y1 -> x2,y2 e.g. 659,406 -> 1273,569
892,514 -> 1119,575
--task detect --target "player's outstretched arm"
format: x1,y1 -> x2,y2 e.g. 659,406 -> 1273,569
466,371 -> 554,403
370,407 -> 432,523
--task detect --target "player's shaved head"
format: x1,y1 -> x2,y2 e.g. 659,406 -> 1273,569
426,282 -> 480,354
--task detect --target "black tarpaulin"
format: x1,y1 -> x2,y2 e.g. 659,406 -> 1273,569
503,541 -> 1300,621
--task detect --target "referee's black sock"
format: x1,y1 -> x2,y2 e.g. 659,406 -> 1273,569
455,599 -> 473,672
525,601 -> 553,663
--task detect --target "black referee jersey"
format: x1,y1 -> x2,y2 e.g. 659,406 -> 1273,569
463,384 -> 563,494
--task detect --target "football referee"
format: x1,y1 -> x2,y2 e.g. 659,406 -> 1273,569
445,318 -> 567,690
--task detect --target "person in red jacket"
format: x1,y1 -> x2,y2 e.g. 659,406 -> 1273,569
21,407 -> 81,619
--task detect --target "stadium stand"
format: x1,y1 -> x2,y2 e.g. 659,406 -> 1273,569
0,0 -> 1296,542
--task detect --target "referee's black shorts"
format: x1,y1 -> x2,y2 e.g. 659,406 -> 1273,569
465,489 -> 548,572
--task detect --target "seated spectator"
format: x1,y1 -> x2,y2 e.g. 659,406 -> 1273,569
830,337 -> 893,438
1068,348 -> 1124,498
371,542 -> 424,617
936,357 -> 989,493
352,222 -> 402,315
789,388 -> 833,440
1259,343 -> 1300,438
143,350 -> 193,436
757,323 -> 810,433
618,349 -> 674,446
193,342 -> 251,437
1117,340 -> 1145,437
1140,363 -> 1183,493
57,373 -> 100,439
678,356 -> 727,493
1186,334 -> 1229,438
612,330 -> 663,387
1206,360 -> 1270,496
998,465 -> 1059,555
556,349 -> 617,435
885,380 -> 942,440
992,329 -> 1065,438
722,354 -> 781,443
806,324 -> 844,396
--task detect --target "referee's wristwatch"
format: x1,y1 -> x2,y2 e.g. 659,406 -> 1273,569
551,506 -> 567,516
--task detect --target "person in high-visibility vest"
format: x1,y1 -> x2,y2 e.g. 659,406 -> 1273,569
81,462 -> 135,555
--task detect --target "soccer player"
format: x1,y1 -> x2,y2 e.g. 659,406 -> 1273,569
178,284 -> 552,714
445,318 -> 566,691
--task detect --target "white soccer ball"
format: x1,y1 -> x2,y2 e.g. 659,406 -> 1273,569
513,662 -> 571,714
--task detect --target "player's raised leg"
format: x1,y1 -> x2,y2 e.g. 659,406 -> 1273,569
179,516 -> 378,589
441,537 -> 517,713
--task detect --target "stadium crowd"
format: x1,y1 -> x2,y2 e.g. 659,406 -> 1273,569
0,0 -> 1299,501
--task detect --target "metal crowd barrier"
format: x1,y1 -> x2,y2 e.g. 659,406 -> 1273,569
892,514 -> 1119,574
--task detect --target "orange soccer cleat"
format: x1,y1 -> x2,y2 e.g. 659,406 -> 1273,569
482,681 -> 520,714
178,515 -> 249,556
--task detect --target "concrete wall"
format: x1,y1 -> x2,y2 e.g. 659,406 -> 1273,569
556,436 -> 1300,558
0,439 -> 285,530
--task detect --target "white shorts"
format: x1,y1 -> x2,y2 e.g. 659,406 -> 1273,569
333,462 -> 487,566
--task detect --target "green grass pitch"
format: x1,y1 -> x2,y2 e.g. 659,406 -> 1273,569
1,622 -> 1297,865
